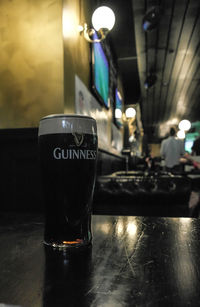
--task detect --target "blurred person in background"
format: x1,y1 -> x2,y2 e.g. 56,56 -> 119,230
160,127 -> 185,172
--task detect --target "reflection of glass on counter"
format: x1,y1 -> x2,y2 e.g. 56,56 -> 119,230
43,246 -> 92,307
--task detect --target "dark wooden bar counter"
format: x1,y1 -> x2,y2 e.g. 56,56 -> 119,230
0,212 -> 200,306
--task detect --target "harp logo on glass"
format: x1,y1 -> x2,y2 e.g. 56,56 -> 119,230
72,132 -> 84,147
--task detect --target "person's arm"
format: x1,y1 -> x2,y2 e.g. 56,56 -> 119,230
193,161 -> 200,169
183,153 -> 200,169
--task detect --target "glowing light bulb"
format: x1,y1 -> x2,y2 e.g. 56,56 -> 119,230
177,130 -> 185,139
115,108 -> 122,119
125,107 -> 136,118
92,6 -> 115,31
178,119 -> 191,131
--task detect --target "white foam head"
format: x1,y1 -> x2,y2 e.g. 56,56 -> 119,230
38,114 -> 97,136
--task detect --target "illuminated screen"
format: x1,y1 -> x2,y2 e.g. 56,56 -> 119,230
184,132 -> 197,153
92,33 -> 109,108
185,140 -> 194,153
114,88 -> 123,128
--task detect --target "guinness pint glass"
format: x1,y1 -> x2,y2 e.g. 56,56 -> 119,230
38,114 -> 98,249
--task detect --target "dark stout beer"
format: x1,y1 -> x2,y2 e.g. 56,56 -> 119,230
38,115 -> 98,248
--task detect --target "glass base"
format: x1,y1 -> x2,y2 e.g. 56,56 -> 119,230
43,239 -> 92,250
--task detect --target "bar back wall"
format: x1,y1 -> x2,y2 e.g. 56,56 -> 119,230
0,0 -> 64,128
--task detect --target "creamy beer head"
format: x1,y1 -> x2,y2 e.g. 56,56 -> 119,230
39,114 -> 97,136
38,114 -> 98,249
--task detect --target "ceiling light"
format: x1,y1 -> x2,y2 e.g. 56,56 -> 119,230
143,6 -> 161,32
177,130 -> 185,139
178,119 -> 191,131
115,108 -> 122,119
144,74 -> 157,89
125,107 -> 136,118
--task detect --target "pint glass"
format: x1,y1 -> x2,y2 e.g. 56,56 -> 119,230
38,114 -> 98,249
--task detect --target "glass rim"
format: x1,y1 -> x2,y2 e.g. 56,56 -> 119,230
40,114 -> 96,122
38,114 -> 97,136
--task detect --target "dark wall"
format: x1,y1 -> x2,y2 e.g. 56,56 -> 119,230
0,128 -> 42,212
0,128 -> 125,212
97,150 -> 125,176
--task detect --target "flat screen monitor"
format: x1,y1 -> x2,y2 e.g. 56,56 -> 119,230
91,33 -> 110,108
184,132 -> 198,153
185,139 -> 194,153
114,88 -> 123,128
